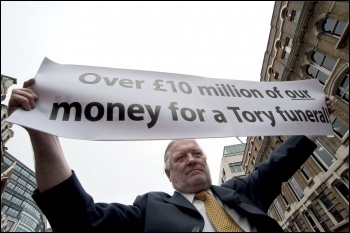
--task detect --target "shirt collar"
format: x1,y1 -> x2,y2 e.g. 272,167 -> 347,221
178,189 -> 213,203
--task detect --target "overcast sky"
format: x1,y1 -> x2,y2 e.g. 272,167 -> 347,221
1,1 -> 275,204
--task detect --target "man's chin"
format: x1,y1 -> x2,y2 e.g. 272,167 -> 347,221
188,175 -> 210,185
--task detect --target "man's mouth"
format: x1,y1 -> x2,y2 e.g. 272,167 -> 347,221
187,169 -> 202,175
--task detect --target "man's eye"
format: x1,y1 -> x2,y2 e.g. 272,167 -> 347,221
176,155 -> 185,162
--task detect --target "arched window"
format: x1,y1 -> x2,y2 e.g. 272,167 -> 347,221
335,179 -> 349,202
268,67 -> 280,81
282,37 -> 293,61
291,10 -> 300,23
311,51 -> 336,71
336,70 -> 349,103
306,65 -> 328,85
322,18 -> 346,37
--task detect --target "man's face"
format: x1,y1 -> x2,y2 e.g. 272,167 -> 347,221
165,139 -> 212,193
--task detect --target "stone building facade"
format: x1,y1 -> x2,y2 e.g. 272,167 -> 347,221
243,1 -> 348,232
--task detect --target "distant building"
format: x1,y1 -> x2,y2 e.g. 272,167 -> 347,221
218,143 -> 246,184
242,1 -> 348,232
1,75 -> 16,150
1,75 -> 48,232
1,74 -> 17,232
2,152 -> 47,232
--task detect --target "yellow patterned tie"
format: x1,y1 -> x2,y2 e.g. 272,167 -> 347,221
195,191 -> 244,232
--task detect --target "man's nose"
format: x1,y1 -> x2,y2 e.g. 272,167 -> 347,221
187,153 -> 197,165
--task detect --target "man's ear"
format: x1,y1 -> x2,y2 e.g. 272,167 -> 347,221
165,169 -> 171,181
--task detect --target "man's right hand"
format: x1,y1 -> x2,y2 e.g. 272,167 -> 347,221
8,78 -> 38,116
8,78 -> 72,192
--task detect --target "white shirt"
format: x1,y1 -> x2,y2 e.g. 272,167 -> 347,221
179,190 -> 257,232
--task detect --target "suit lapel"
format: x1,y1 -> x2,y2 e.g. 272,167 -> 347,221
211,185 -> 267,215
162,191 -> 199,213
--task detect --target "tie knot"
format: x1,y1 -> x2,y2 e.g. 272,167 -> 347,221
194,191 -> 244,232
195,191 -> 209,201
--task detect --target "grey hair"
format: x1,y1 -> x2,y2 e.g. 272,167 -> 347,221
164,140 -> 178,171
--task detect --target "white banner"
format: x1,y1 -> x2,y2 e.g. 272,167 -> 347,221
7,57 -> 334,140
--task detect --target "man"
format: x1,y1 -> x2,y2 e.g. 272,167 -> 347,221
8,78 -> 335,232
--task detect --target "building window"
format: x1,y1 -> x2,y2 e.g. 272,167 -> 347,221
311,51 -> 336,71
251,158 -> 256,165
7,180 -> 15,189
306,65 -> 328,85
275,72 -> 281,81
268,67 -> 280,81
17,177 -> 27,186
299,165 -> 312,181
2,205 -> 9,214
23,190 -> 32,199
5,206 -> 20,218
282,38 -> 293,61
322,18 -> 347,37
16,226 -> 29,232
3,155 -> 14,166
29,174 -> 37,184
335,172 -> 349,202
312,140 -> 336,171
304,211 -> 322,232
310,206 -> 331,231
336,70 -> 349,103
289,177 -> 304,200
291,217 -> 303,232
274,200 -> 285,220
229,163 -> 243,173
221,169 -> 226,184
6,220 -> 15,231
3,191 -> 12,201
19,212 -> 39,230
320,194 -> 344,223
281,192 -> 289,207
223,144 -> 246,156
14,185 -> 25,195
343,171 -> 349,185
332,118 -> 348,139
291,10 -> 300,23
11,173 -> 18,181
267,209 -> 272,218
335,180 -> 349,202
20,168 -> 30,178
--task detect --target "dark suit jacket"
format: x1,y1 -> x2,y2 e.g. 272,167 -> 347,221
33,135 -> 316,232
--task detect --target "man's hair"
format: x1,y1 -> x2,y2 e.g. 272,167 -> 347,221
164,140 -> 177,171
